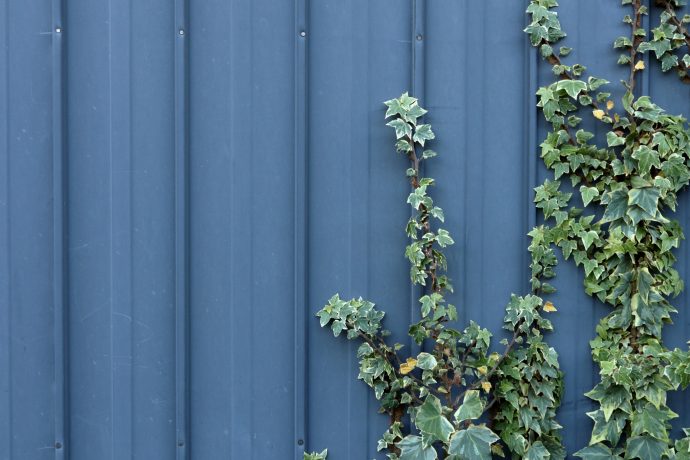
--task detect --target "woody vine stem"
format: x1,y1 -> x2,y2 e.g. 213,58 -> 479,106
307,1 -> 690,459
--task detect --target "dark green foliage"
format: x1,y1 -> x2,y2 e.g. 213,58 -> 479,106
313,93 -> 564,459
526,0 -> 690,458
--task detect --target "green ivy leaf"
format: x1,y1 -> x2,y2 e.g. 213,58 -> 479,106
556,80 -> 588,99
630,403 -> 677,440
387,119 -> 412,139
587,409 -> 627,445
574,443 -> 622,459
631,145 -> 661,175
580,186 -> 600,207
606,131 -> 626,147
448,425 -> 499,460
454,390 -> 484,422
628,187 -> 660,216
417,352 -> 438,370
415,395 -> 454,442
625,436 -> 667,460
413,124 -> 435,146
397,435 -> 438,460
524,441 -> 550,460
436,229 -> 454,247
303,449 -> 328,460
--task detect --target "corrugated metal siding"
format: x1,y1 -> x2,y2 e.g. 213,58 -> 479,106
0,0 -> 689,459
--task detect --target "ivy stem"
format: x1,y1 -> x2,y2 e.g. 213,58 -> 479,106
629,0 -> 644,92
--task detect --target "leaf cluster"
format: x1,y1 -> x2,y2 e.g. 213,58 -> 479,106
313,94 -> 565,459
526,1 -> 690,458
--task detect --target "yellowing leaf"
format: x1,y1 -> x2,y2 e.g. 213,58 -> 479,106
635,60 -> 645,70
481,381 -> 492,393
477,365 -> 488,375
489,352 -> 500,362
543,301 -> 557,312
593,109 -> 605,120
400,358 -> 417,375
606,100 -> 614,110
491,443 -> 505,457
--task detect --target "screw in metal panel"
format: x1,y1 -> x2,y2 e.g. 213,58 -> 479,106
55,442 -> 63,449
55,27 -> 62,33
299,31 -> 306,37
416,34 -> 423,41
179,29 -> 185,36
297,439 -> 304,446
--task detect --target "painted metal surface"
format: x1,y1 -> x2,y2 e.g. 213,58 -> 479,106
0,0 -> 689,459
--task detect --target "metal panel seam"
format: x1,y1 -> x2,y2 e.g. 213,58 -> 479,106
174,0 -> 190,457
52,0 -> 68,457
294,0 -> 308,457
409,0 -> 425,359
0,0 -> 11,456
109,0 -> 133,457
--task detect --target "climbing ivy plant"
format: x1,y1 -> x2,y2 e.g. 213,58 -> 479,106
307,1 -> 690,459
310,94 -> 565,459
526,0 -> 690,458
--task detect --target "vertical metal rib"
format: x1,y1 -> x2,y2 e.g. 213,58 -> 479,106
0,0 -> 11,456
174,0 -> 190,457
409,0 -> 425,357
294,0 -> 308,456
109,0 -> 133,457
52,0 -> 68,457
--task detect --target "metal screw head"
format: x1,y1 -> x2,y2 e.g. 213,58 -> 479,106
297,439 -> 304,446
55,27 -> 62,33
416,34 -> 423,41
55,442 -> 63,449
299,31 -> 306,37
179,29 -> 185,35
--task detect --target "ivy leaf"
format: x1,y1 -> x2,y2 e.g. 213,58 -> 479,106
557,80 -> 587,99
416,352 -> 438,370
587,409 -> 627,445
304,449 -> 328,460
580,230 -> 599,250
387,119 -> 412,139
436,229 -> 454,247
413,124 -> 435,146
448,425 -> 499,460
524,441 -> 550,460
574,443 -> 622,459
415,395 -> 454,442
606,131 -> 625,147
630,403 -> 677,439
429,206 -> 445,222
637,267 -> 654,304
620,95 -> 633,119
631,145 -> 661,175
638,40 -> 672,59
628,187 -> 660,216
454,390 -> 484,422
580,186 -> 600,206
625,436 -> 667,460
397,435 -> 438,460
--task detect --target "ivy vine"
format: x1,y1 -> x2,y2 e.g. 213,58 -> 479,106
306,1 -> 690,459
526,0 -> 690,458
310,93 -> 564,459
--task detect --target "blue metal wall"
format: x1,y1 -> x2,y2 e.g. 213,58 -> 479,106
1,0 -> 689,459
